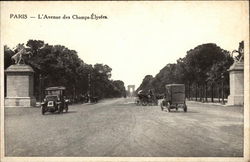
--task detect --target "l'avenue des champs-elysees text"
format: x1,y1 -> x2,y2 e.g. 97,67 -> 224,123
9,13 -> 108,20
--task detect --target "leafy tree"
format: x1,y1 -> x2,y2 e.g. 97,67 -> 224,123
4,45 -> 15,69
206,51 -> 233,101
137,43 -> 234,103
136,75 -> 154,93
4,40 -> 126,102
4,45 -> 15,97
112,80 -> 126,97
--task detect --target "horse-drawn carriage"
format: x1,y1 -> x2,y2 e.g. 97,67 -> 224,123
160,84 -> 187,112
136,90 -> 158,106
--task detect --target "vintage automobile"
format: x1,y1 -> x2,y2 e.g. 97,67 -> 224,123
160,84 -> 187,112
136,90 -> 158,106
41,86 -> 69,115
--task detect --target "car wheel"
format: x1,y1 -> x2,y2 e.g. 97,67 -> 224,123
167,102 -> 171,112
41,107 -> 45,115
184,104 -> 187,112
58,107 -> 61,114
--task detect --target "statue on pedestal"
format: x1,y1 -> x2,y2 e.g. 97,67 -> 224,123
5,44 -> 36,107
232,41 -> 244,63
227,41 -> 244,105
11,44 -> 32,65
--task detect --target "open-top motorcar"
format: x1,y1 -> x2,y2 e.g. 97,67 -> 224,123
41,86 -> 68,115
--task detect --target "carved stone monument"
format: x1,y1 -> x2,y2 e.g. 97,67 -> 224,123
127,85 -> 135,97
5,45 -> 36,107
227,41 -> 244,105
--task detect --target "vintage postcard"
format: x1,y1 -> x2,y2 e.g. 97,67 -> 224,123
0,1 -> 249,162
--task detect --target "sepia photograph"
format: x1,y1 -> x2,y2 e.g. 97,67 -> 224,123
0,1 -> 249,162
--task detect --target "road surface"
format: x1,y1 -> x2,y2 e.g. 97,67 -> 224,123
5,98 -> 243,157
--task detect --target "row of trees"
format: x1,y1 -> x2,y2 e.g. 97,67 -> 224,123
4,40 -> 126,102
137,43 -> 234,102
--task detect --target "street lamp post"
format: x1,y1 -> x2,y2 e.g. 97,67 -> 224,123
88,73 -> 91,103
221,73 -> 225,104
39,74 -> 48,102
39,74 -> 42,102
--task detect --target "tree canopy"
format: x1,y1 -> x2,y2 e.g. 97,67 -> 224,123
137,43 -> 234,102
4,40 -> 126,101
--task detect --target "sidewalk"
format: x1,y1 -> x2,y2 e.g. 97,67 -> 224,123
187,100 -> 244,113
187,98 -> 233,106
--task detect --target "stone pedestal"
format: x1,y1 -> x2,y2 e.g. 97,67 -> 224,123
5,64 -> 36,107
227,62 -> 244,105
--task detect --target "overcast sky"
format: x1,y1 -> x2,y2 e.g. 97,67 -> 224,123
1,1 -> 249,89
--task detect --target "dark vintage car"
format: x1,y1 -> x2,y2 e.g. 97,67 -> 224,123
160,84 -> 187,112
41,86 -> 69,115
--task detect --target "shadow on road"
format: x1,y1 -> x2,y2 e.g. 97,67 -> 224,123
162,110 -> 199,113
43,111 -> 77,115
65,111 -> 77,114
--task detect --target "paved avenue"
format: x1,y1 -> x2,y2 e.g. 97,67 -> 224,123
5,98 -> 243,157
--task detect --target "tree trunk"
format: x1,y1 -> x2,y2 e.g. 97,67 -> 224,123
199,84 -> 202,102
185,83 -> 188,100
195,83 -> 198,101
73,86 -> 76,103
211,83 -> 214,102
205,83 -> 208,102
218,84 -> 220,102
201,84 -> 204,102
188,82 -> 191,100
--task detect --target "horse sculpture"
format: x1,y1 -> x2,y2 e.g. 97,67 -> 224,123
232,41 -> 244,63
11,45 -> 32,65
